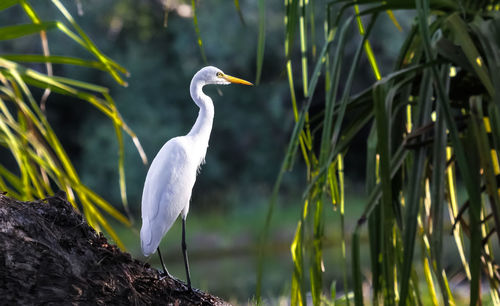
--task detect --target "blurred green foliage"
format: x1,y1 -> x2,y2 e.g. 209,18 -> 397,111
52,0 -> 295,212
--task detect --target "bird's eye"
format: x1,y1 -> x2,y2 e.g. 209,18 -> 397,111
216,72 -> 223,78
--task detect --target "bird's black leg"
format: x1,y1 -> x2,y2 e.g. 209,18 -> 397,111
157,247 -> 171,279
182,217 -> 192,290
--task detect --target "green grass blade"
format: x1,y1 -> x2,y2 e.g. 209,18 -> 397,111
373,82 -> 396,304
233,0 -> 246,25
191,0 -> 207,63
337,154 -> 350,305
415,1 -> 483,304
1,54 -> 108,71
0,0 -> 17,11
299,0 -> 308,97
352,227 -> 363,305
319,17 -> 352,165
0,22 -> 58,40
330,15 -> 377,156
398,56 -> 434,305
284,0 -> 299,59
423,256 -> 439,306
470,98 -> 500,243
353,4 -> 381,80
445,13 -> 494,96
430,97 -> 450,305
255,0 -> 266,84
50,0 -> 129,85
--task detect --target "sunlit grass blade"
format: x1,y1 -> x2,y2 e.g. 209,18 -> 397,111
1,54 -> 108,71
310,195 -> 325,306
0,165 -> 23,198
291,219 -> 307,306
423,257 -> 439,306
190,0 -> 207,63
1,58 -> 145,169
78,185 -> 131,226
386,10 -> 402,32
470,98 -> 500,243
50,0 -> 129,85
353,4 -> 381,80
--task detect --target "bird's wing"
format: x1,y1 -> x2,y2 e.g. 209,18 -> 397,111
140,138 -> 195,256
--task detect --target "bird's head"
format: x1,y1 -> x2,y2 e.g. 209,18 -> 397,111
195,66 -> 253,86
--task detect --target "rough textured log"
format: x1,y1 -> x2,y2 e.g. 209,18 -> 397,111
0,193 -> 229,305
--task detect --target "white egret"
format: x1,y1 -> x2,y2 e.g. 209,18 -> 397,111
140,66 -> 252,289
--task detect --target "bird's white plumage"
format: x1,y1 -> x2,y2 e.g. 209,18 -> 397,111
140,137 -> 197,256
140,66 -> 250,258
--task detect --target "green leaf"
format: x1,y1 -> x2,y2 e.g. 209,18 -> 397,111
352,228 -> 363,306
0,22 -> 58,40
0,0 -> 17,11
445,13 -> 495,96
1,54 -> 108,71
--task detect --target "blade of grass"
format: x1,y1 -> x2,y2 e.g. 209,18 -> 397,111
398,62 -> 433,306
1,54 -> 108,71
373,82 -> 396,304
233,0 -> 246,25
337,154 -> 350,305
352,227 -> 363,305
190,0 -> 207,63
415,1 -> 483,304
291,219 -> 307,306
0,22 -> 58,40
353,4 -> 381,80
255,0 -> 266,84
50,0 -> 129,85
430,105 -> 450,305
0,0 -> 17,10
445,13 -> 494,96
470,98 -> 500,243
299,0 -> 309,97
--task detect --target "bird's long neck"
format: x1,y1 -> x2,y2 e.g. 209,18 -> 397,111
187,80 -> 214,160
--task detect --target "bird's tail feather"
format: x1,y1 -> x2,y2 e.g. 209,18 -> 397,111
140,218 -> 155,256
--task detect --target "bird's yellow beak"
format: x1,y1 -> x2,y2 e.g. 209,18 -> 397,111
222,74 -> 253,86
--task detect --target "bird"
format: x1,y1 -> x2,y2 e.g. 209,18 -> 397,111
140,66 -> 253,289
